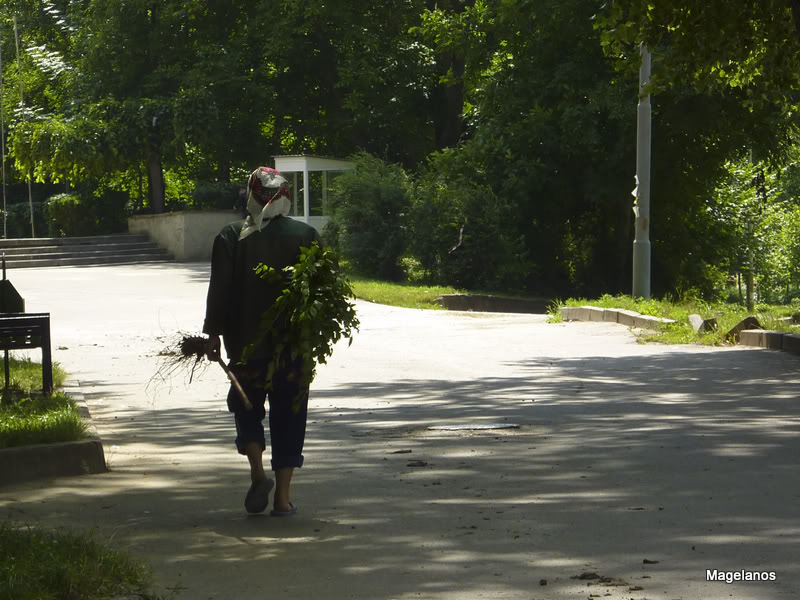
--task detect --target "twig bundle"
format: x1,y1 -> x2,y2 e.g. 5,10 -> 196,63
153,333 -> 252,410
154,333 -> 208,384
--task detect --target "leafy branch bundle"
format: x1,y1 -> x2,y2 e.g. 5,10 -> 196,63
242,242 -> 359,396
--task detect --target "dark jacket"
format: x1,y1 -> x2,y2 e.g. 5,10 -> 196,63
203,216 -> 321,362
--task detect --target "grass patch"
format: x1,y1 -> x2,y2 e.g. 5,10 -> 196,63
0,521 -> 166,600
4,355 -> 68,393
347,271 -> 551,311
348,274 -> 465,310
0,355 -> 83,449
0,391 -> 87,449
551,294 -> 800,346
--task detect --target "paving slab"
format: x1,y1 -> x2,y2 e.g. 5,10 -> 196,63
0,263 -> 798,600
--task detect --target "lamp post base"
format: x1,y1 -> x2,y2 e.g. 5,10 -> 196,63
632,239 -> 651,299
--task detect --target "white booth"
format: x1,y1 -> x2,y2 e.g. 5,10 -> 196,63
273,154 -> 354,232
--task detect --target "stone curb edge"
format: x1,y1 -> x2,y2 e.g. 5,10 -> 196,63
559,306 -> 676,330
739,329 -> 800,357
559,306 -> 800,358
0,379 -> 108,487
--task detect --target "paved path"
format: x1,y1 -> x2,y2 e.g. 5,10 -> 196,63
1,263 -> 799,600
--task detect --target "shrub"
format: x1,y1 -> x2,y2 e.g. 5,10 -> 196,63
190,181 -> 243,211
325,153 -> 410,281
409,150 -> 532,292
46,190 -> 129,237
46,194 -> 95,237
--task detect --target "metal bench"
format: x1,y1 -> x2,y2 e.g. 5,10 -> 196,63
0,312 -> 53,393
0,255 -> 54,394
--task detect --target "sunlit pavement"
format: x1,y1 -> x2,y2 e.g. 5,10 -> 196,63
2,263 -> 799,600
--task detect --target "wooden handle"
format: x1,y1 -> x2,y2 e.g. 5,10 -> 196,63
216,358 -> 253,411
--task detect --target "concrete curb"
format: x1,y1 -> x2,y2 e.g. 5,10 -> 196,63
560,306 -> 676,330
560,306 -> 799,358
438,294 -> 549,314
0,380 -> 107,486
740,329 -> 800,357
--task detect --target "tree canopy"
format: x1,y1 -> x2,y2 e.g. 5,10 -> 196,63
596,1 -> 800,111
1,0 -> 799,301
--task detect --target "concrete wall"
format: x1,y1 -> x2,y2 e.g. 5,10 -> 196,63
128,212 -> 330,262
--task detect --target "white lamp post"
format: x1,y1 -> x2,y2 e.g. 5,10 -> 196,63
632,43 -> 652,299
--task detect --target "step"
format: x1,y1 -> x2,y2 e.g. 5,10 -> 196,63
0,234 -> 150,249
4,247 -> 169,261
3,253 -> 173,269
0,233 -> 175,268
0,241 -> 159,257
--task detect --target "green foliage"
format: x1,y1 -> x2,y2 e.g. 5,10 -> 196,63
326,153 -> 411,281
710,153 -> 800,304
46,193 -> 92,237
190,181 -> 243,211
410,148 -> 532,291
546,299 -> 565,323
9,116 -> 114,184
4,0 -> 800,305
595,0 -> 800,114
0,522 -> 161,600
242,243 -> 359,407
46,188 -> 129,237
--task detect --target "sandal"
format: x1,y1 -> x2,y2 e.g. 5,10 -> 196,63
244,478 -> 274,514
270,503 -> 297,517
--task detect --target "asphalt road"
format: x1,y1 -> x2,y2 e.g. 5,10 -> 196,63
1,263 -> 799,600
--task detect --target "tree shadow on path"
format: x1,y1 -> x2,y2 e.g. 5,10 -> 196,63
1,347 -> 798,600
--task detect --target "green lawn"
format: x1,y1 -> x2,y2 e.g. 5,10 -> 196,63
346,273 -> 550,310
347,274 -> 464,310
0,391 -> 87,449
0,522 -> 166,600
345,273 -> 800,347
0,356 -> 85,449
551,294 -> 800,345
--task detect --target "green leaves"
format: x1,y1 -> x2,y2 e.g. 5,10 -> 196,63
710,152 -> 800,302
242,243 -> 359,405
326,152 -> 411,281
595,0 -> 800,111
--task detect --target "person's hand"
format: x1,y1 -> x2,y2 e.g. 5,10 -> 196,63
205,335 -> 221,362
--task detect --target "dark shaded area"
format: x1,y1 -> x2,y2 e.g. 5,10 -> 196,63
2,347 -> 798,599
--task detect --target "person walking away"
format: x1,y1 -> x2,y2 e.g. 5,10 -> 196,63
203,166 -> 321,515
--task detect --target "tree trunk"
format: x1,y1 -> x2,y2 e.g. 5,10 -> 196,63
616,192 -> 633,293
792,0 -> 800,41
147,147 -> 165,213
218,160 -> 231,183
137,163 -> 144,212
425,0 -> 472,150
431,53 -> 465,149
737,271 -> 743,304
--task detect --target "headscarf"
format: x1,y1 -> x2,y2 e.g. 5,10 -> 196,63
238,167 -> 292,240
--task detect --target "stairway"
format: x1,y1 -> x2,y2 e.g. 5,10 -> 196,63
0,233 -> 173,268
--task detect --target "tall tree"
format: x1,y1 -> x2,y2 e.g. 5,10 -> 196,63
595,1 -> 800,113
414,0 -> 797,296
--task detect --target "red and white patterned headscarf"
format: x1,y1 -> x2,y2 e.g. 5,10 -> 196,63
239,167 -> 291,240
